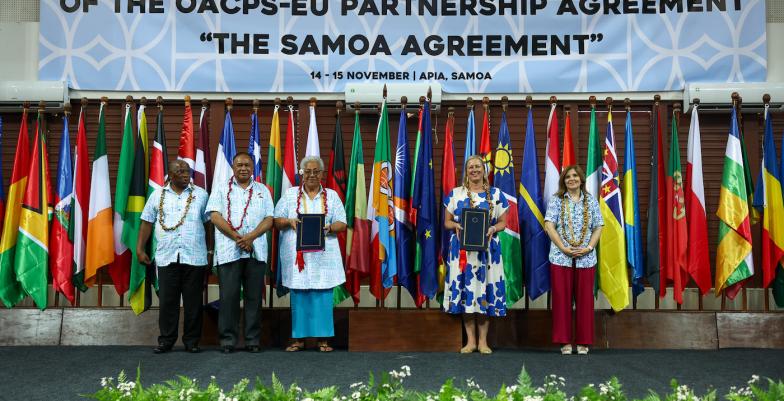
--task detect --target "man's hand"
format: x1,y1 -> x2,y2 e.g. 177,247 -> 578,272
137,248 -> 151,265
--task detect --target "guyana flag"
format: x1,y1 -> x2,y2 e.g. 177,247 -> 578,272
0,109 -> 30,308
15,110 -> 53,310
125,103 -> 152,314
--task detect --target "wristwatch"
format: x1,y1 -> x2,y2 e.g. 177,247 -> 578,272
586,244 -> 594,251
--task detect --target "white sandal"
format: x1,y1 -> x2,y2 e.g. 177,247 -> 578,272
560,344 -> 573,355
576,345 -> 589,355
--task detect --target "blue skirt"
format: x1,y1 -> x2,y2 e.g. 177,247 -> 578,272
290,289 -> 334,338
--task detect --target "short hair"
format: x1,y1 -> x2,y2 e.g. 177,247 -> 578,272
233,151 -> 252,164
299,156 -> 324,171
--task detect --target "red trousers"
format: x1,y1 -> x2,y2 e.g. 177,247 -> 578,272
550,263 -> 595,345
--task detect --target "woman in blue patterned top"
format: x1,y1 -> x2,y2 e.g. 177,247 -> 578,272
443,155 -> 508,354
543,165 -> 603,356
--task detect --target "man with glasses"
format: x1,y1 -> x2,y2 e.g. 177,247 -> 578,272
137,160 -> 210,354
206,152 -> 274,353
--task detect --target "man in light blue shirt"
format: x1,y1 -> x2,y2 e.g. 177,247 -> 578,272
138,160 -> 210,354
206,152 -> 274,353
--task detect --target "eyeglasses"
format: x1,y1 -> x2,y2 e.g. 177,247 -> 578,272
303,169 -> 322,176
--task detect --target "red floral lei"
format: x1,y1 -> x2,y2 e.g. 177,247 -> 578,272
226,176 -> 254,231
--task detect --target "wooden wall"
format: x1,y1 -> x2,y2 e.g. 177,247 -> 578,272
1,97 -> 782,297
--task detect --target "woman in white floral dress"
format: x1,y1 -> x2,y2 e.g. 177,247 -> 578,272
443,155 -> 508,354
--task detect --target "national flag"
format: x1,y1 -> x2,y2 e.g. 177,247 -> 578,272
685,104 -> 711,295
715,108 -> 754,298
543,101 -> 561,206
598,109 -> 629,312
752,105 -> 784,289
327,110 -> 350,304
368,98 -> 397,300
479,103 -> 493,181
147,104 -> 168,264
125,102 -> 152,314
249,108 -> 263,182
494,110 -> 523,305
194,102 -> 212,191
725,104 -> 759,299
282,106 -> 298,192
622,109 -> 644,298
110,104 -> 136,297
439,111 -> 457,300
409,107 -> 425,305
71,104 -> 91,292
519,107 -> 550,301
414,99 -> 438,300
0,117 -> 4,236
15,109 -> 53,310
85,101 -> 115,291
178,99 -> 195,170
393,108 -> 416,301
0,109 -> 30,307
775,121 -> 784,307
646,103 -> 666,295
51,112 -> 74,304
462,105 -> 476,180
562,111 -> 575,168
212,107 -> 236,191
265,105 -> 283,299
664,110 -> 688,304
276,105 -> 297,297
305,104 -> 319,157
345,110 -> 369,305
585,103 -> 602,199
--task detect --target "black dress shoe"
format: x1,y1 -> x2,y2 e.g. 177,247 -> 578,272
185,346 -> 201,354
153,345 -> 172,354
221,346 -> 234,354
245,345 -> 261,353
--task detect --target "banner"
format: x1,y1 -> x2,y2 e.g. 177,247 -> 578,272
40,0 -> 766,93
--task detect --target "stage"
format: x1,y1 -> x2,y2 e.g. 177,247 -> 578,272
0,347 -> 782,401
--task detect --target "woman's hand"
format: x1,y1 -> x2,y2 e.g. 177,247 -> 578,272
572,246 -> 592,257
486,225 -> 497,238
289,218 -> 299,231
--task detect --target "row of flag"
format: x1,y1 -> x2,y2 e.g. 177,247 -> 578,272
0,96 -> 782,312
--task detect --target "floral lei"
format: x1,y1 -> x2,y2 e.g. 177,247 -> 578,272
158,183 -> 195,232
296,184 -> 328,215
559,191 -> 590,247
226,176 -> 254,231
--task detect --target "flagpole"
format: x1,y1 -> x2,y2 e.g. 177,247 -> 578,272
695,98 -> 704,312
734,92 -> 750,313
652,94 -> 660,311
524,95 -> 533,311
625,98 -> 639,311
396,95 -> 406,311
762,93 -> 772,312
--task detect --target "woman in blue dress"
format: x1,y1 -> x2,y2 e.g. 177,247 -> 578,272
443,155 -> 509,354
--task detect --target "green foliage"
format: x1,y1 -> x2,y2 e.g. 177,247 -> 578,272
84,366 -> 783,401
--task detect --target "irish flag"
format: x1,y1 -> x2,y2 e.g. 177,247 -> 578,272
15,109 -> 53,310
0,108 -> 30,307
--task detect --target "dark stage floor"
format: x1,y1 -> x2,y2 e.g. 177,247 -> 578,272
0,347 -> 782,400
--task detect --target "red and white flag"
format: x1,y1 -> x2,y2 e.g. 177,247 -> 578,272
71,105 -> 91,292
194,103 -> 211,191
543,102 -> 561,206
685,104 -> 711,295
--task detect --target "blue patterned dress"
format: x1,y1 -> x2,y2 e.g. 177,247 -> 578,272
443,186 -> 509,316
